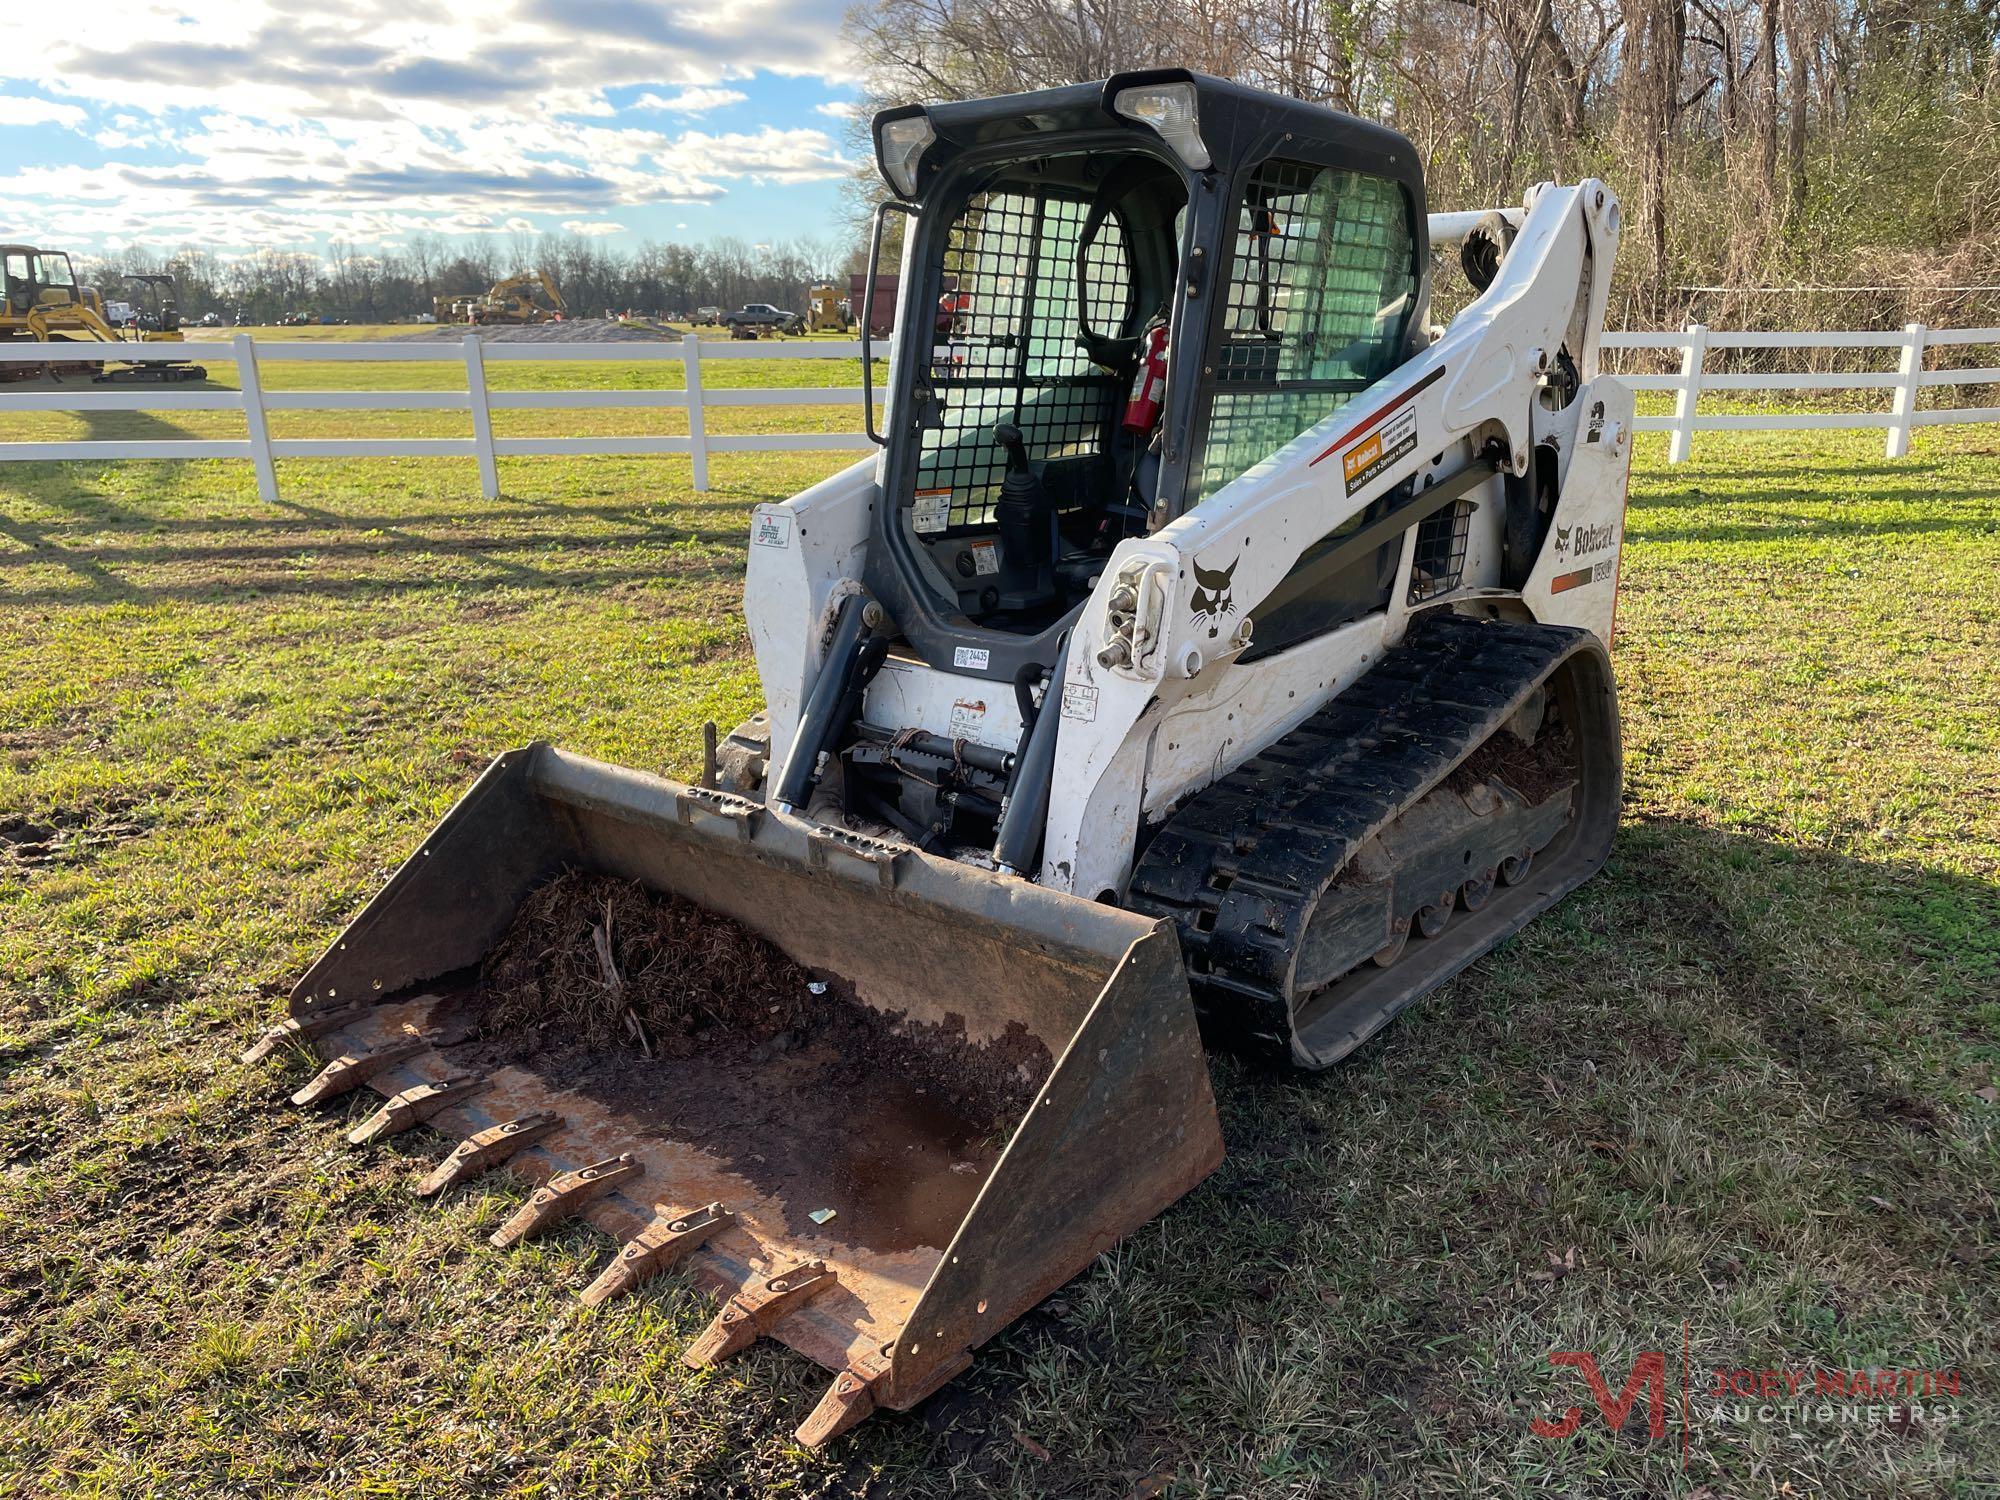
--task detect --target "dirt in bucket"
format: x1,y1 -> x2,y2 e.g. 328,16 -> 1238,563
421,873 -> 1056,1253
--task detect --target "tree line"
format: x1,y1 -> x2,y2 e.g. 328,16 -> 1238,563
846,0 -> 2000,331
75,0 -> 1998,334
78,232 -> 849,327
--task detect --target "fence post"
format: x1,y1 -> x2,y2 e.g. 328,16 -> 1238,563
683,331 -> 709,492
463,334 -> 500,499
1668,323 -> 1708,465
1886,321 -> 1927,460
234,333 -> 278,502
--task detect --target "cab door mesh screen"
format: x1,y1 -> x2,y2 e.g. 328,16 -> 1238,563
915,188 -> 1133,533
1192,162 -> 1415,506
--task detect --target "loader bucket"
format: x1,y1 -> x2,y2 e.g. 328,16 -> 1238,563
267,744 -> 1223,1444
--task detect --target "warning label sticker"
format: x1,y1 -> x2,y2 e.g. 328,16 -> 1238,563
970,539 -> 999,576
751,511 -> 793,549
1061,682 -> 1098,723
913,487 -> 952,534
1342,406 -> 1418,496
948,698 -> 987,739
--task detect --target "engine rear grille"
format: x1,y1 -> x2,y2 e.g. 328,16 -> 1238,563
1407,499 -> 1472,603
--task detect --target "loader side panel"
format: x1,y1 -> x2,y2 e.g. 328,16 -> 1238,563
290,746 -> 578,1011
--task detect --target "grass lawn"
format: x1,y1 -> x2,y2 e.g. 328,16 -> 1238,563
0,372 -> 1996,1498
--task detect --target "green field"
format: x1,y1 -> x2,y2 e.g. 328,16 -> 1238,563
1,359 -> 1996,1498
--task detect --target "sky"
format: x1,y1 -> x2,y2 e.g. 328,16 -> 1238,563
0,1 -> 868,260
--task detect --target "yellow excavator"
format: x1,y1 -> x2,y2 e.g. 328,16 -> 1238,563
436,271 -> 566,326
1,246 -> 205,381
3,243 -> 106,379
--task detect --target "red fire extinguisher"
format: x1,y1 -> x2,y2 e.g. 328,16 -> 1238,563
1122,319 -> 1169,433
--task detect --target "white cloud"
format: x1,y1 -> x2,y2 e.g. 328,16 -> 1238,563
0,93 -> 85,128
562,219 -> 626,235
0,0 -> 857,249
634,87 -> 749,113
814,100 -> 859,118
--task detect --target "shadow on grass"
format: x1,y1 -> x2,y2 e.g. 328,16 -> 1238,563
0,467 -> 765,604
817,814 -> 1998,1492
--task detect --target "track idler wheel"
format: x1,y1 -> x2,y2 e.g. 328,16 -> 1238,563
1415,894 -> 1454,939
1460,868 -> 1497,913
1499,849 -> 1534,886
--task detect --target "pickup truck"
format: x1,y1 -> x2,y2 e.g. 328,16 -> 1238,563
720,302 -> 801,337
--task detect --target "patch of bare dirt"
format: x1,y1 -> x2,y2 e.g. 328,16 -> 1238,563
390,318 -> 678,344
419,874 -> 1056,1251
0,796 -> 149,871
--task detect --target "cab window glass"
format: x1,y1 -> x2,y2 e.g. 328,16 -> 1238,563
1192,161 -> 1415,505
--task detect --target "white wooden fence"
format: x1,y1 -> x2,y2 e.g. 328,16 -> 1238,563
1,325 -> 1995,501
1603,324 -> 2000,462
0,332 -> 873,501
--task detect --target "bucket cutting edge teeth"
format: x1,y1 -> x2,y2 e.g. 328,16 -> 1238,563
242,1000 -> 371,1065
683,1260 -> 836,1369
489,1152 -> 644,1249
290,1036 -> 426,1107
346,1073 -> 488,1145
414,1110 -> 564,1196
580,1202 -> 735,1308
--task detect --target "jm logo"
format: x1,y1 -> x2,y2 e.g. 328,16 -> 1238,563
1531,1351 -> 1670,1441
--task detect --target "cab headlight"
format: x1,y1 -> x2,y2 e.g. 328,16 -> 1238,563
1111,82 -> 1211,172
875,113 -> 936,199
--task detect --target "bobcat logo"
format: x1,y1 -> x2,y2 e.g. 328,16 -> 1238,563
1555,524 -> 1573,554
1191,554 -> 1238,628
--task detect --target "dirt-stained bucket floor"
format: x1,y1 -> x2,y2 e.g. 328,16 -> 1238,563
415,873 -> 1056,1254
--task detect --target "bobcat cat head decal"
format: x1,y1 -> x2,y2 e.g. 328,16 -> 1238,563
1191,554 -> 1239,629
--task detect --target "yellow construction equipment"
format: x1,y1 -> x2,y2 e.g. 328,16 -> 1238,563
3,243 -> 106,377
476,272 -> 567,325
805,284 -> 850,333
433,273 -> 564,326
1,247 -> 205,382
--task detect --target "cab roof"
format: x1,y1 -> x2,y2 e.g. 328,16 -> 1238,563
874,68 -> 1418,203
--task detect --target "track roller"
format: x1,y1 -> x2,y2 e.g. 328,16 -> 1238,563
1460,868 -> 1497,912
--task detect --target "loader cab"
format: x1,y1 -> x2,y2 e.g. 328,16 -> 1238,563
864,71 -> 1428,684
2,246 -> 83,319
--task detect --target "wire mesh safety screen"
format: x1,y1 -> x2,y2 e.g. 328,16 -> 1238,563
912,188 -> 1134,534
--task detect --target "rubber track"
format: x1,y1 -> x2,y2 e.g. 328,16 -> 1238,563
1127,612 -> 1590,1050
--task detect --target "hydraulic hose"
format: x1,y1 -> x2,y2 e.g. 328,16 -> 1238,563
772,595 -> 873,815
992,630 -> 1073,879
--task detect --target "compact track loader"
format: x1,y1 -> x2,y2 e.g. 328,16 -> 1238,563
257,71 -> 1632,1445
